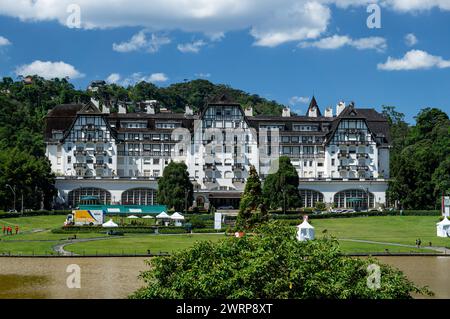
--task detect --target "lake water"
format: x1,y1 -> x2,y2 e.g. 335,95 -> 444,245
0,256 -> 449,299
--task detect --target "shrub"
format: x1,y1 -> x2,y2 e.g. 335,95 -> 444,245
131,221 -> 432,299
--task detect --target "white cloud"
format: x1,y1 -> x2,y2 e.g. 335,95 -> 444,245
116,72 -> 169,86
381,0 -> 450,12
289,96 -> 310,105
0,36 -> 11,46
0,0 -> 447,48
299,35 -> 387,52
113,31 -> 170,53
251,2 -> 331,47
15,60 -> 84,79
404,33 -> 418,46
195,73 -> 211,78
106,73 -> 121,84
177,40 -> 206,53
377,49 -> 450,70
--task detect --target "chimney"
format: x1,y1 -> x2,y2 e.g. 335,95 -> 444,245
282,107 -> 291,117
324,107 -> 333,117
308,106 -> 318,118
118,102 -> 127,114
336,101 -> 345,116
185,105 -> 193,116
244,106 -> 253,117
143,100 -> 156,114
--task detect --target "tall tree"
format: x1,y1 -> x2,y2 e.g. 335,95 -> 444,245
262,156 -> 300,211
237,165 -> 267,229
157,161 -> 193,212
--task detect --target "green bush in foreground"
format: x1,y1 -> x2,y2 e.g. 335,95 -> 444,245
130,221 -> 432,299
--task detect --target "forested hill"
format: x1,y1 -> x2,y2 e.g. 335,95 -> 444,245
0,76 -> 285,117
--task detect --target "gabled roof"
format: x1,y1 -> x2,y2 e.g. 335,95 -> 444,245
208,92 -> 240,106
77,100 -> 102,115
306,96 -> 322,116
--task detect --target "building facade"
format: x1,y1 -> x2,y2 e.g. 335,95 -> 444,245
45,95 -> 390,210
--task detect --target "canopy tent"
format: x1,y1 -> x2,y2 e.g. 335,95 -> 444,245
102,219 -> 118,228
297,216 -> 315,241
156,212 -> 170,219
170,212 -> 185,220
436,218 -> 450,237
142,215 -> 154,219
126,215 -> 139,219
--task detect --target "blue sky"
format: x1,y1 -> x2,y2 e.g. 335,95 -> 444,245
0,1 -> 450,123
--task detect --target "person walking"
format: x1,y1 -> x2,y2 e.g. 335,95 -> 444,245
418,238 -> 422,248
15,225 -> 19,235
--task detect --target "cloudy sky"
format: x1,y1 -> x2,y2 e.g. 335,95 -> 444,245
0,0 -> 450,122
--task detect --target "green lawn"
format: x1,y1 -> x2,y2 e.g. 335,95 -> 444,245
66,234 -> 225,255
311,216 -> 450,249
0,215 -> 448,255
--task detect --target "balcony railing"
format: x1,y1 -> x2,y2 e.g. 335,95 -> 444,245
232,178 -> 245,183
337,152 -> 349,159
203,177 -> 217,183
74,150 -> 87,156
94,150 -> 107,156
232,163 -> 245,170
356,165 -> 369,171
203,164 -> 216,170
94,163 -> 107,169
356,153 -> 369,159
73,163 -> 87,168
338,165 -> 350,171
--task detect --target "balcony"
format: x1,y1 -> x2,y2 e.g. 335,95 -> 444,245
232,178 -> 245,183
203,163 -> 216,170
357,153 -> 369,159
338,165 -> 350,171
82,124 -> 97,131
203,177 -> 217,183
94,150 -> 107,156
74,150 -> 87,156
337,152 -> 349,159
356,165 -> 369,171
94,163 -> 107,169
73,163 -> 87,169
232,163 -> 245,171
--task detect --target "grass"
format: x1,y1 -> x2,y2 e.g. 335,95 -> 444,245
311,216 -> 450,248
1,214 -> 448,255
66,234 -> 225,255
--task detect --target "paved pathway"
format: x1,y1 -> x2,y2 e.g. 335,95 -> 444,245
339,238 -> 450,254
52,237 -> 113,256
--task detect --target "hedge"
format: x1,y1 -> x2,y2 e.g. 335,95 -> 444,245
0,210 -> 71,219
272,210 -> 441,220
51,225 -> 226,234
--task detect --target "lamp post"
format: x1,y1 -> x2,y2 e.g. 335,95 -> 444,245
5,184 -> 16,212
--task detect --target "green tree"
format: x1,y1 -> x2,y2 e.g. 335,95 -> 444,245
157,161 -> 193,212
131,221 -> 431,299
237,165 -> 267,229
262,156 -> 300,211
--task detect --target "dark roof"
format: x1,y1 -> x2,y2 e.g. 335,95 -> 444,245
45,104 -> 84,139
208,92 -> 240,106
306,96 -> 322,116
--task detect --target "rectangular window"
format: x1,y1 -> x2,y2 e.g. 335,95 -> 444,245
67,156 -> 71,164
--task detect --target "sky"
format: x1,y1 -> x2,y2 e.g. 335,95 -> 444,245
0,1 -> 450,123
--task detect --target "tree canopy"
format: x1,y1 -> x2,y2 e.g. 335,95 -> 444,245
386,106 -> 450,209
262,156 -> 300,210
157,161 -> 194,212
131,221 -> 431,299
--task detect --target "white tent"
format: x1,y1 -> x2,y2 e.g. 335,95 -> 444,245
297,216 -> 315,241
126,215 -> 139,219
142,215 -> 154,219
156,212 -> 170,219
436,218 -> 450,237
170,212 -> 185,220
102,219 -> 118,228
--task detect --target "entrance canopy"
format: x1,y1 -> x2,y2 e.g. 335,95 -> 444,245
297,217 -> 315,241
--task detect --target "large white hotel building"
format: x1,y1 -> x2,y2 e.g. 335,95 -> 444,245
45,93 -> 390,210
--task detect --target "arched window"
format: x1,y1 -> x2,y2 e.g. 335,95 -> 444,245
68,187 -> 111,207
299,189 -> 324,208
121,188 -> 157,205
333,189 -> 374,209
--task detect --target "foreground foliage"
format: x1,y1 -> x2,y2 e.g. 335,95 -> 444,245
131,222 -> 431,299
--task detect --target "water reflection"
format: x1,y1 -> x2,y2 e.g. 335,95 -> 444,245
0,256 -> 449,299
0,257 -> 148,299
